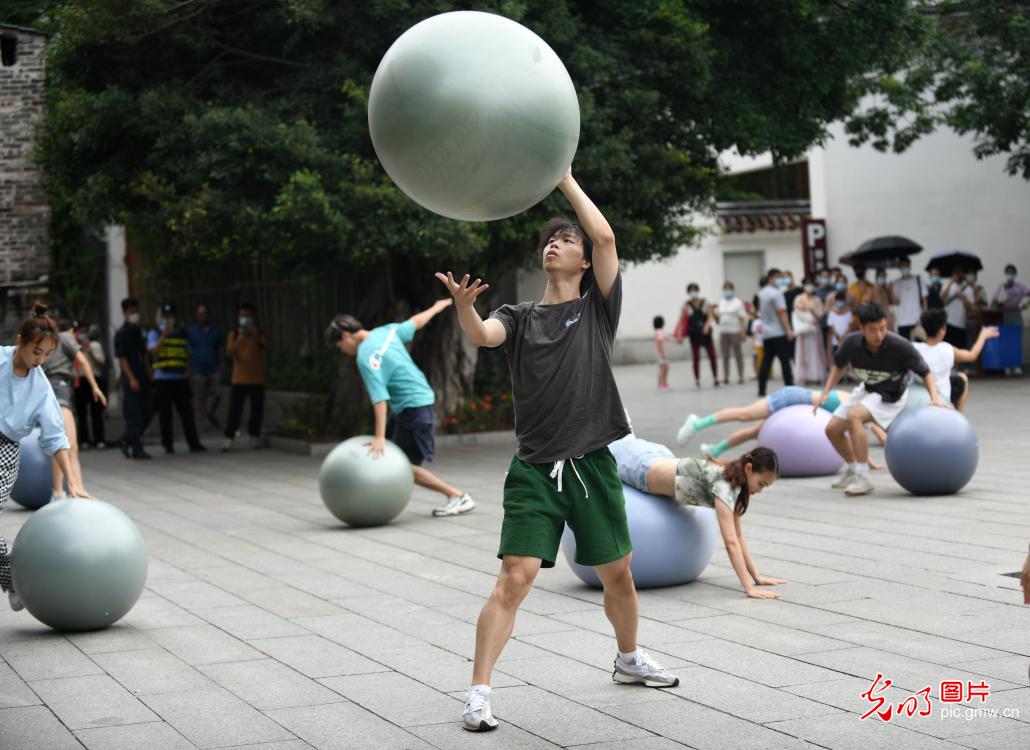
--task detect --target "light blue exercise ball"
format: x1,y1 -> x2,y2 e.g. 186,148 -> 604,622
885,407 -> 978,495
11,499 -> 148,632
368,10 -> 580,221
561,483 -> 719,589
318,436 -> 414,527
11,428 -> 52,510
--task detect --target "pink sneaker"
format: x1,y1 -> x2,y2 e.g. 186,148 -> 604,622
658,384 -> 669,391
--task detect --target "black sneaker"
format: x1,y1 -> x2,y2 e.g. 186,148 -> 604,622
133,449 -> 152,460
120,441 -> 132,459
189,444 -> 208,453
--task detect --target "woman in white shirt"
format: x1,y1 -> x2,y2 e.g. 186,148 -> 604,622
715,282 -> 748,385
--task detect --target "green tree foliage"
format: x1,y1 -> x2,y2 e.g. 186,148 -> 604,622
31,0 -> 931,425
846,2 -> 1030,178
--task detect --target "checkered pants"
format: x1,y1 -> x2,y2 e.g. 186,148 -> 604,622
0,433 -> 20,592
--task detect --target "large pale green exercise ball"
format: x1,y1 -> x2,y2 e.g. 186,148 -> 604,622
11,499 -> 148,632
319,436 -> 414,527
368,10 -> 580,221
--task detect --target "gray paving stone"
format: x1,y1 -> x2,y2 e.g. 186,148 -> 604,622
318,671 -> 463,726
0,661 -> 40,708
66,626 -> 157,655
266,701 -> 435,750
515,629 -> 691,671
0,704 -> 83,750
953,726 -> 1030,749
373,645 -> 524,692
121,595 -> 205,630
291,613 -> 425,656
146,624 -> 264,665
495,654 -> 681,709
30,674 -> 158,729
200,658 -> 343,710
549,608 -> 714,648
142,687 -> 295,748
199,605 -> 309,640
146,580 -> 249,610
605,698 -> 817,749
464,685 -> 655,746
810,620 -> 1013,663
247,635 -> 389,679
93,648 -> 214,695
407,721 -> 560,749
75,721 -> 197,750
660,638 -> 846,688
948,655 -> 1030,685
191,563 -> 288,593
217,742 -> 314,750
767,713 -> 963,749
668,612 -> 855,656
0,637 -> 102,681
237,587 -> 346,618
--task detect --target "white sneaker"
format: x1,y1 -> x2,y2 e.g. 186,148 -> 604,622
221,438 -> 234,452
8,591 -> 24,612
463,685 -> 498,732
613,651 -> 680,687
677,414 -> 701,445
845,476 -> 875,495
433,493 -> 476,517
831,469 -> 857,490
699,442 -> 715,459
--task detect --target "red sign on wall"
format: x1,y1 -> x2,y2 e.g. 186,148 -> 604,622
801,218 -> 828,278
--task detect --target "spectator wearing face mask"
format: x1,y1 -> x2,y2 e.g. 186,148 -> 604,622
847,265 -> 875,310
992,264 -> 1030,375
891,258 -> 925,340
941,268 -> 976,348
926,267 -> 945,310
223,302 -> 271,450
756,269 -> 794,396
871,269 -> 899,331
673,283 -> 718,388
114,297 -> 152,460
792,278 -> 826,384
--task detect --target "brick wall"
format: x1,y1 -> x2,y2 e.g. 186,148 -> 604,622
0,26 -> 50,340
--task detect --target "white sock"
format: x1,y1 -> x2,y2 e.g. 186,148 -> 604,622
469,683 -> 490,694
849,462 -> 860,473
618,649 -> 639,662
855,462 -> 870,477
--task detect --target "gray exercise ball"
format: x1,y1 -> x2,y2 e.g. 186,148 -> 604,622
11,428 -> 52,510
885,407 -> 978,495
11,499 -> 148,632
561,483 -> 718,589
318,436 -> 414,527
368,10 -> 580,221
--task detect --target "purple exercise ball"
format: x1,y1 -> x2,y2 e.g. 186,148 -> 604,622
757,404 -> 844,477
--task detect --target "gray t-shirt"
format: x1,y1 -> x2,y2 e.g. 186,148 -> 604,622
490,273 -> 630,463
833,331 -> 930,403
42,331 -> 79,380
758,285 -> 787,339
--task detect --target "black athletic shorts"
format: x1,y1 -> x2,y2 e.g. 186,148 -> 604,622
387,405 -> 436,466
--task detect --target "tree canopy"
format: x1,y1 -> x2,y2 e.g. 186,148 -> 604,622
37,0 -> 930,278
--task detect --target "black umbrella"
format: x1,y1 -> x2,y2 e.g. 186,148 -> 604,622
839,235 -> 923,269
925,250 -> 983,276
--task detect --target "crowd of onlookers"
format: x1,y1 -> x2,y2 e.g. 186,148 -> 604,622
658,261 -> 1030,394
46,300 -> 270,464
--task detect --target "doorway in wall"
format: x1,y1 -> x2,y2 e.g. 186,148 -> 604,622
723,251 -> 765,306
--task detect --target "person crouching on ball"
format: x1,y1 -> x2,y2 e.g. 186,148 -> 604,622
325,301 -> 475,518
438,167 -> 680,734
1,303 -> 94,613
610,431 -> 786,599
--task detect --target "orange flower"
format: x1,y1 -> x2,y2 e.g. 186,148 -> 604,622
469,402 -> 478,411
482,402 -> 492,411
447,416 -> 458,425
483,394 -> 493,402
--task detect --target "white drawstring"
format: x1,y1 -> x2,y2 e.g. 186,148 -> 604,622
549,456 -> 589,498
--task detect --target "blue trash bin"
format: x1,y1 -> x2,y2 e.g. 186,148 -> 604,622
982,324 -> 1022,370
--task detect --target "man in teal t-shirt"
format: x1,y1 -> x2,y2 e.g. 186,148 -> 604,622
326,299 -> 475,517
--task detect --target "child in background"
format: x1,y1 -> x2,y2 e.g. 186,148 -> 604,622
749,314 -> 764,380
826,294 -> 854,360
654,315 -> 669,391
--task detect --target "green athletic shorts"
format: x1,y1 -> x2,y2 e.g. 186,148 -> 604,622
498,447 -> 633,568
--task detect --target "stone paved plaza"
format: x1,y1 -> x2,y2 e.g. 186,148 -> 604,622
1,364 -> 1028,750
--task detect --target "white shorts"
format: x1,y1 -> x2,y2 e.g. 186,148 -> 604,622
832,384 -> 908,429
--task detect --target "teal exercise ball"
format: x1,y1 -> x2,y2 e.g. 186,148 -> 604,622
319,436 -> 414,527
11,499 -> 148,632
368,10 -> 580,221
11,428 -> 52,510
